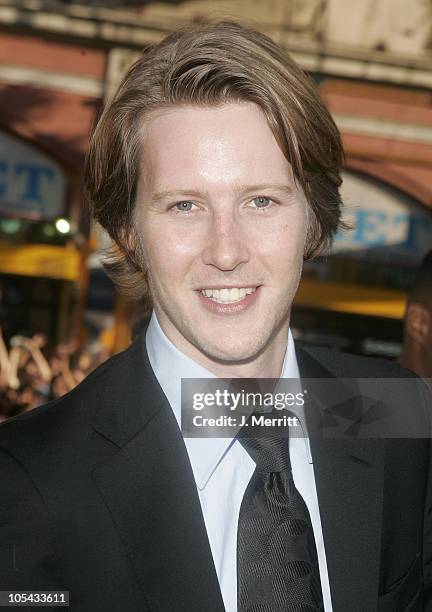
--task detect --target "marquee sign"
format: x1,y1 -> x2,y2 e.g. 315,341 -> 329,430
333,171 -> 432,264
0,131 -> 65,220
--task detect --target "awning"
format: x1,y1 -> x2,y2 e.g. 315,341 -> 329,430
0,243 -> 81,281
295,278 -> 406,319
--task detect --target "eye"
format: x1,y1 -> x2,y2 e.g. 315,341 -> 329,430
251,196 -> 272,209
174,201 -> 196,212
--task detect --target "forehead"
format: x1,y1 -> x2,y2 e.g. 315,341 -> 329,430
139,102 -> 294,191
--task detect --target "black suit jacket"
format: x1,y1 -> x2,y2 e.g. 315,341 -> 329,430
0,331 -> 431,611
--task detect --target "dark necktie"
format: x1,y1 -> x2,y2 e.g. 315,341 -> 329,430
236,421 -> 324,611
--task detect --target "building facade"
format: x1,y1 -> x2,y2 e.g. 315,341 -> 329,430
0,0 -> 431,355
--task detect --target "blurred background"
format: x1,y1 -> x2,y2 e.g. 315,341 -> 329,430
0,0 -> 431,416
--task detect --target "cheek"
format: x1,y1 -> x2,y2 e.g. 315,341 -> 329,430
169,233 -> 202,258
258,217 -> 307,265
140,220 -> 201,280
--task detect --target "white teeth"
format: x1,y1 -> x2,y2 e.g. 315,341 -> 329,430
200,287 -> 257,304
220,288 -> 229,302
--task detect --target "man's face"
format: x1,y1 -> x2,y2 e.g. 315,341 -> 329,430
135,102 -> 308,365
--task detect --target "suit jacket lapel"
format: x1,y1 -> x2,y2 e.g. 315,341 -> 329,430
295,343 -> 384,611
91,333 -> 225,612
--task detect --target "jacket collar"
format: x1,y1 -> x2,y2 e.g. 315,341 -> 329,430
91,329 -> 165,447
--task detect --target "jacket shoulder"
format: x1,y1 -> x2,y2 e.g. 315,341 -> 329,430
0,346 -> 127,452
296,342 -> 416,378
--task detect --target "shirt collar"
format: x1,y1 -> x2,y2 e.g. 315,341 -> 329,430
145,311 -> 300,489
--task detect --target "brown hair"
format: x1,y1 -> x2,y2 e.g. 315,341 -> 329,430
85,20 -> 345,300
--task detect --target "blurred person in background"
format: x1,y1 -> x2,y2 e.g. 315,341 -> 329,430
399,249 -> 432,379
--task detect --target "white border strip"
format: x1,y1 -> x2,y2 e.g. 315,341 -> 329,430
0,64 -> 103,97
334,114 -> 432,144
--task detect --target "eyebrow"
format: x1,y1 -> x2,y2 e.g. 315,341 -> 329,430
150,183 -> 294,202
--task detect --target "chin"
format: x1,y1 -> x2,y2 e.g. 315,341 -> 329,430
193,331 -> 267,365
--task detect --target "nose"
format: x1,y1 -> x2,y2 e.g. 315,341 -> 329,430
201,208 -> 249,272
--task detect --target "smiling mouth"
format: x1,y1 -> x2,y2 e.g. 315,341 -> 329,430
198,287 -> 258,304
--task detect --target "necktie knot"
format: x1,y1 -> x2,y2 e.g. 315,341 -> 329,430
238,431 -> 291,473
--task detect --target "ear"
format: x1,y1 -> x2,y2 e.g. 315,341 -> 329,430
405,303 -> 430,346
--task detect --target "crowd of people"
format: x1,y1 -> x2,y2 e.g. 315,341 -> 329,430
0,329 -> 110,421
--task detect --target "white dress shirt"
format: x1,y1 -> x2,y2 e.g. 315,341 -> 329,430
146,311 -> 333,611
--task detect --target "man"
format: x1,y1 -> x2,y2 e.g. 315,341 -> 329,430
399,250 -> 432,379
0,21 -> 431,612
